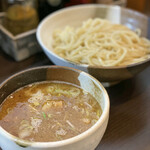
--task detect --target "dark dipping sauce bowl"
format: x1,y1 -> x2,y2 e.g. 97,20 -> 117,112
0,66 -> 109,150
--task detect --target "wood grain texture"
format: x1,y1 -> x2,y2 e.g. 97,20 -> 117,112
0,49 -> 150,150
96,67 -> 150,150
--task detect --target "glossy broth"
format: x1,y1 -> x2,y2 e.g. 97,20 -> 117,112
0,81 -> 102,142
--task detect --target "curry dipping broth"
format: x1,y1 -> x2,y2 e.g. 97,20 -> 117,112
0,81 -> 102,142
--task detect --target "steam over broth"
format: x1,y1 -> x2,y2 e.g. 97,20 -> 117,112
0,81 -> 102,142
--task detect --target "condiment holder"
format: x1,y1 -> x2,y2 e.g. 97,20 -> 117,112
0,0 -> 41,61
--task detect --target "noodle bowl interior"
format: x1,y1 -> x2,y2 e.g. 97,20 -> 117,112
52,18 -> 150,67
0,81 -> 102,142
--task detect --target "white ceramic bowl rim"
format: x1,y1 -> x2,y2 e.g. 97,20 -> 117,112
36,4 -> 150,70
0,66 -> 110,148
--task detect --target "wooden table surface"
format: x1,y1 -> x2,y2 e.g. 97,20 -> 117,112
0,50 -> 150,150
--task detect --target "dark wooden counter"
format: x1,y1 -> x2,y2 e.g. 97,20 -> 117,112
0,49 -> 150,150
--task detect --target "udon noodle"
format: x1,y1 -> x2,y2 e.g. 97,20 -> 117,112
52,18 -> 150,66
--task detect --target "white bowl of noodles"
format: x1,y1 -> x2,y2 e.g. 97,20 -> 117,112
37,4 -> 150,86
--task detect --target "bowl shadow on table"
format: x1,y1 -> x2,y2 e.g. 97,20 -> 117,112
106,79 -> 135,105
96,78 -> 148,147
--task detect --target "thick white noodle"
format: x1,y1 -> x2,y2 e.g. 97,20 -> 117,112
52,18 -> 150,67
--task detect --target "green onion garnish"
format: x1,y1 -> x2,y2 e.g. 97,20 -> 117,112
42,112 -> 46,119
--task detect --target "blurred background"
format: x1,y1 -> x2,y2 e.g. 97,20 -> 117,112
0,0 -> 149,36
0,0 -> 150,15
